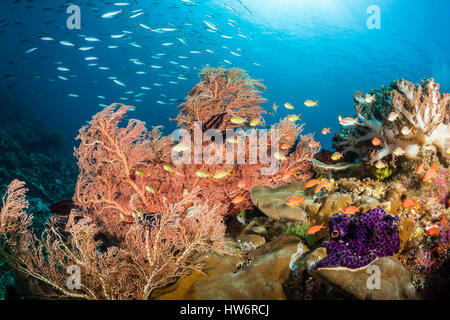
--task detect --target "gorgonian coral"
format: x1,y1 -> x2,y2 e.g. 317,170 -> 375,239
74,104 -> 169,236
175,66 -> 266,132
316,206 -> 400,269
333,78 -> 450,164
74,67 -> 318,232
0,180 -> 229,299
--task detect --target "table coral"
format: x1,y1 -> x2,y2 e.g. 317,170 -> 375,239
316,206 -> 400,269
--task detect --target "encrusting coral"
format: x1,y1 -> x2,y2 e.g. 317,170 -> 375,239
333,78 -> 449,165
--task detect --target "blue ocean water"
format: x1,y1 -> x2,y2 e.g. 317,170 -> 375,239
1,0 -> 449,149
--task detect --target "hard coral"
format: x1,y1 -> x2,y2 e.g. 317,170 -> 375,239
316,206 -> 400,269
333,78 -> 450,165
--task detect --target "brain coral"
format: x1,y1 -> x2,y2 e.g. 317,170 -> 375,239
316,206 -> 400,269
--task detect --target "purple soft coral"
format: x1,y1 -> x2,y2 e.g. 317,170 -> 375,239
316,206 -> 400,269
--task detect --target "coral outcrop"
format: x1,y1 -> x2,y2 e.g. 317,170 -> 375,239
250,182 -> 309,221
153,235 -> 301,300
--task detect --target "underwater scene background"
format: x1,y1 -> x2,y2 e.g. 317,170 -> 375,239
2,0 -> 449,144
0,0 -> 449,301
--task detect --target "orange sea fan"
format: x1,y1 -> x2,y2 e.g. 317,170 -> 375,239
74,104 -> 160,235
0,180 -> 229,299
73,67 -> 318,231
175,66 -> 267,132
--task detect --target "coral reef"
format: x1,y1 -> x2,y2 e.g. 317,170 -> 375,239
0,180 -> 229,299
74,106 -> 316,238
250,179 -> 385,226
0,71 -> 448,300
74,67 -> 318,237
248,146 -> 447,298
316,207 -> 400,269
0,67 -> 319,299
333,78 -> 449,165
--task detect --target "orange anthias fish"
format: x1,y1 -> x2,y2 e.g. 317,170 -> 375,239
237,180 -> 247,189
175,168 -> 185,177
285,195 -> 305,208
371,137 -> 382,146
308,139 -> 321,149
304,179 -> 320,188
401,198 -> 420,208
422,164 -> 437,182
313,183 -> 324,194
232,195 -> 247,204
438,215 -> 446,226
426,227 -> 440,237
342,206 -> 360,215
281,170 -> 294,180
280,143 -> 291,150
322,128 -> 330,135
306,223 -> 325,235
416,162 -> 425,174
285,133 -> 294,140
